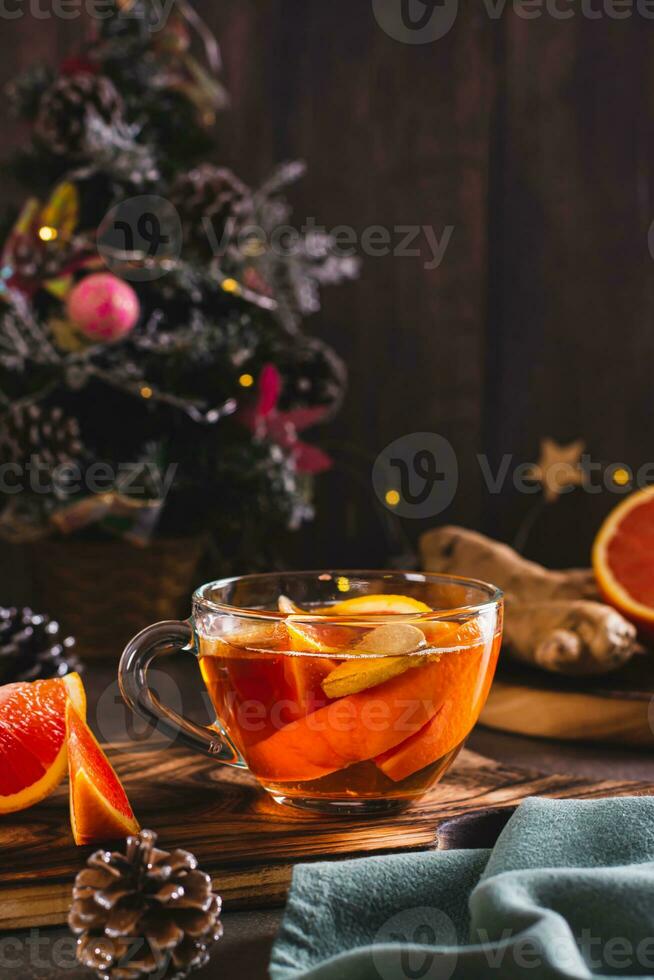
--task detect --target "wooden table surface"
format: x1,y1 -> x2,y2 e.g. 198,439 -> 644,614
2,660 -> 653,980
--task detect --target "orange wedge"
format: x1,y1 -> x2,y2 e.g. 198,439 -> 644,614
0,673 -> 85,814
66,700 -> 139,845
593,486 -> 654,634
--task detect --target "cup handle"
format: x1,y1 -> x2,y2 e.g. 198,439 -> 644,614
119,620 -> 244,767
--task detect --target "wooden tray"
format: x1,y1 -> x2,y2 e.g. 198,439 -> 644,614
481,654 -> 654,745
2,742 -> 652,931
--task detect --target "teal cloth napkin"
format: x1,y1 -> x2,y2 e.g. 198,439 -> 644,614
270,797 -> 654,980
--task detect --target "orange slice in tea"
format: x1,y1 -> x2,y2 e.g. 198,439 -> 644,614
316,594 -> 431,617
284,620 -> 345,715
66,700 -> 139,845
278,595 -> 307,615
286,620 -> 344,654
593,485 -> 654,634
0,673 -> 85,814
247,655 -> 452,783
376,633 -> 501,782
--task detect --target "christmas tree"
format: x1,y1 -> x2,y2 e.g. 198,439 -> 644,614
0,1 -> 357,569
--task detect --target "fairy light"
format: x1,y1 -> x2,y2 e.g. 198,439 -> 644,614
140,385 -> 153,399
385,489 -> 401,507
38,226 -> 58,242
613,467 -> 630,487
221,278 -> 240,295
336,576 -> 350,593
238,373 -> 254,388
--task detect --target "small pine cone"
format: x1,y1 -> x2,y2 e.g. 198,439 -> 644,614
35,72 -> 125,156
0,405 -> 84,472
69,830 -> 222,980
0,606 -> 81,684
169,164 -> 251,253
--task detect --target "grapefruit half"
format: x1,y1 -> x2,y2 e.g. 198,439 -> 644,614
0,673 -> 85,814
593,485 -> 654,633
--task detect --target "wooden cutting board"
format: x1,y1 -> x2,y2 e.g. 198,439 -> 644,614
2,742 -> 653,931
481,654 -> 654,745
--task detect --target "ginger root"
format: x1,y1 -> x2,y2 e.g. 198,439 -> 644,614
420,525 -> 599,602
504,599 -> 636,675
322,624 -> 426,698
420,526 -> 638,675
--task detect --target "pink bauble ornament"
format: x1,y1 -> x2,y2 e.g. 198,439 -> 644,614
66,273 -> 140,343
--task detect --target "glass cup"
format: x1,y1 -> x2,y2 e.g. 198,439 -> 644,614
119,571 -> 503,814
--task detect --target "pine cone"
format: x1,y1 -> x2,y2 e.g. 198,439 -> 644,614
35,72 -> 125,156
0,405 -> 84,472
69,830 -> 222,980
170,164 -> 251,253
0,606 -> 81,684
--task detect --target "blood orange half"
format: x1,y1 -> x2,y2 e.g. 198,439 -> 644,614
0,673 -> 85,814
66,700 -> 139,845
593,485 -> 654,633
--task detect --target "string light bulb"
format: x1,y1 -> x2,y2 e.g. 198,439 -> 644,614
140,385 -> 153,400
385,489 -> 400,507
612,467 -> 630,487
221,278 -> 240,295
38,226 -> 58,242
238,373 -> 254,388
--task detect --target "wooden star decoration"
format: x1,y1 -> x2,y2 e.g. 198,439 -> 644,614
526,437 -> 586,504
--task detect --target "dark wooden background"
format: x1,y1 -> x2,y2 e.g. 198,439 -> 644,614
1,3 -> 652,574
